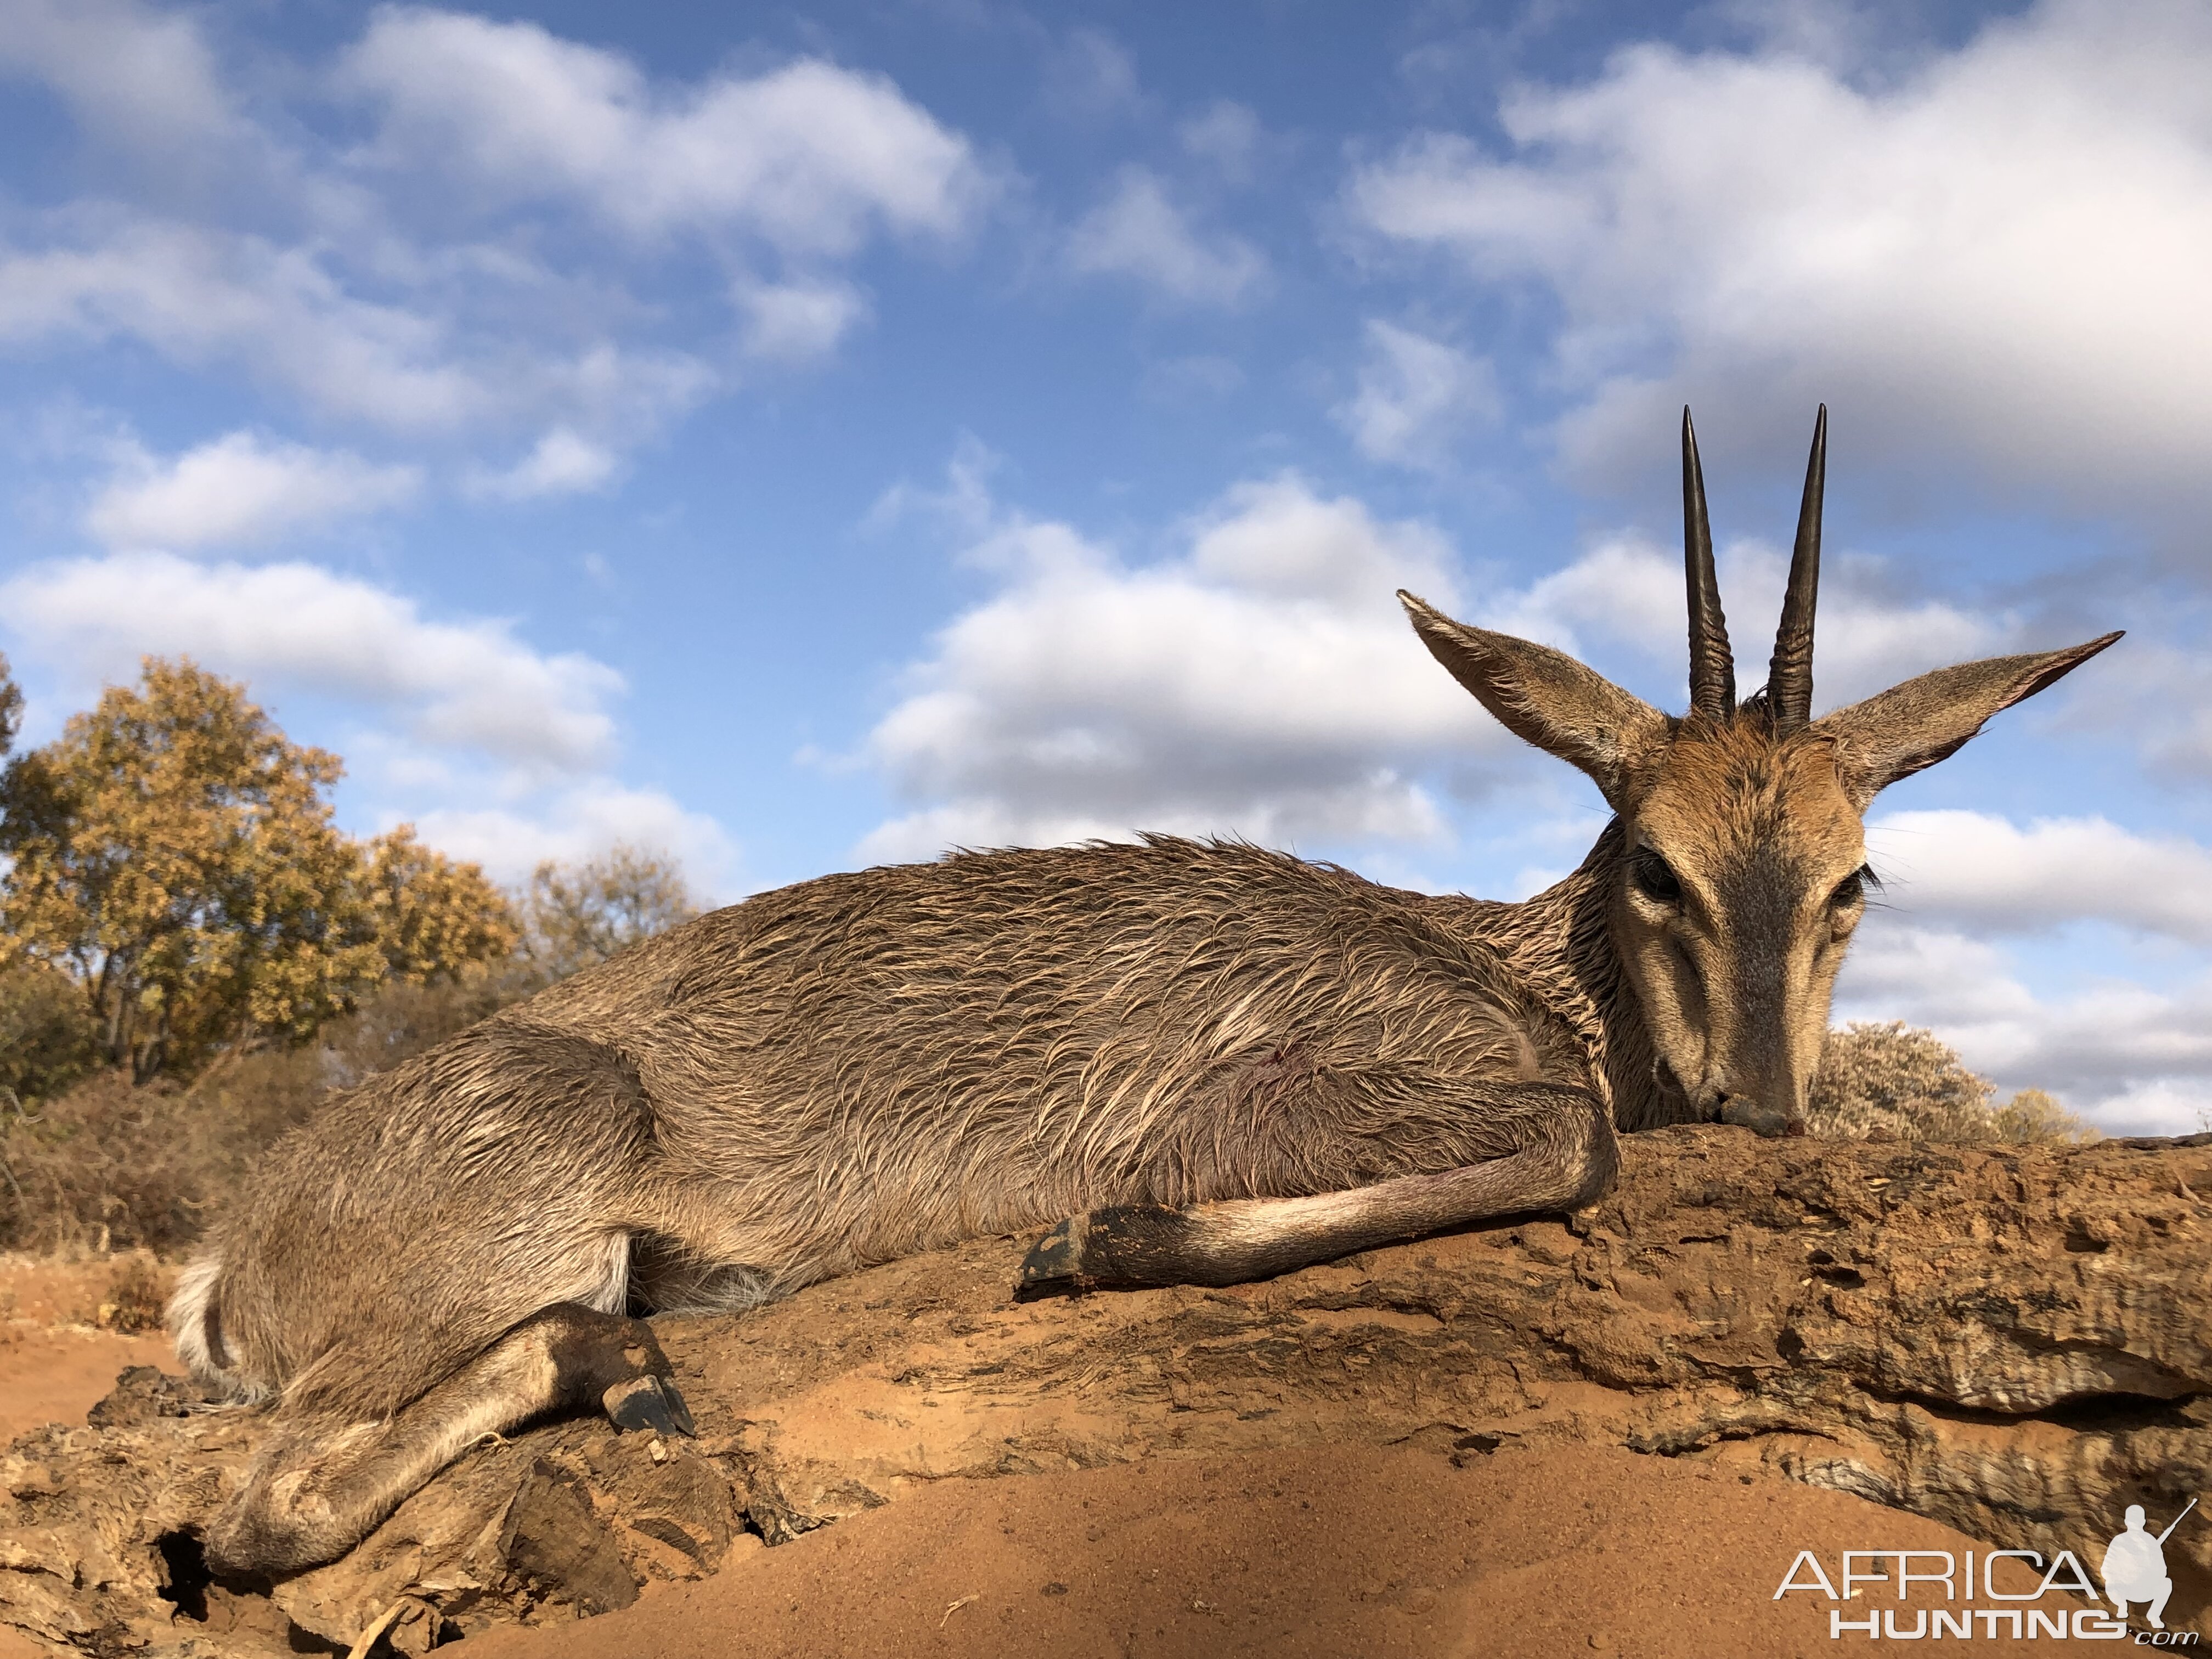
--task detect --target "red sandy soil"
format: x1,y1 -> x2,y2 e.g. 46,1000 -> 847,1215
468,1444 -> 2069,1659
0,1254 -> 2141,1659
0,1254 -> 174,1446
2,1255 -> 177,1659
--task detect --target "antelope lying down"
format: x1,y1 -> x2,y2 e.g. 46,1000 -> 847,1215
172,410 -> 2118,1572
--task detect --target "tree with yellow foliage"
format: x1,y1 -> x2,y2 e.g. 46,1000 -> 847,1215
364,826 -> 519,986
0,658 -> 513,1082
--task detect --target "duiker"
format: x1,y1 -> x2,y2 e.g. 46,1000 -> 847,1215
174,409 -> 2117,1572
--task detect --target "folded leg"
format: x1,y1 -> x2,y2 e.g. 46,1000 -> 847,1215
206,1303 -> 692,1575
1020,1081 -> 1614,1291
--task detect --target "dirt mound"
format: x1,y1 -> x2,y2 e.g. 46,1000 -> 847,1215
3,1126 -> 2207,1656
462,1444 -> 2061,1659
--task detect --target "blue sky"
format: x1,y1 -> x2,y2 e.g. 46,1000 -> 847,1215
3,0 -> 2210,1131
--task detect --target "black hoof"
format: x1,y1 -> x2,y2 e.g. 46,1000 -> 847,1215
604,1374 -> 695,1437
1016,1217 -> 1086,1298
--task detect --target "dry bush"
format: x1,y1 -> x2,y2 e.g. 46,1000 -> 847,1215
97,1252 -> 169,1333
0,840 -> 695,1255
1990,1087 -> 2098,1145
2,1070 -> 219,1254
1808,1022 -> 1995,1141
516,844 -> 699,986
0,974 -> 528,1254
0,961 -> 97,1108
1808,1022 -> 2092,1143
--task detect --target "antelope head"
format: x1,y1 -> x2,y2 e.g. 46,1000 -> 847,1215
1401,408 -> 2120,1136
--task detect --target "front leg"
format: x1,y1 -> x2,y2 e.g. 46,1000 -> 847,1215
1019,1081 -> 1615,1293
206,1303 -> 693,1574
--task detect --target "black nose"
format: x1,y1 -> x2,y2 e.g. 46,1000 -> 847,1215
1718,1094 -> 1801,1137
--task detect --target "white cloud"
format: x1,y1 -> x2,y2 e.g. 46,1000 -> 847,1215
0,552 -> 622,770
0,0 -> 243,163
404,779 -> 741,899
86,430 -> 420,550
0,220 -> 483,429
1822,809 -> 2212,1132
857,468 -> 1494,862
1180,100 -> 1262,180
0,10 -> 983,492
1345,0 -> 2212,515
467,427 -> 620,501
1066,168 -> 1265,307
340,13 -> 987,257
1865,810 -> 2212,945
856,463 -> 2063,862
0,218 -> 721,440
1483,533 -> 2004,714
733,277 -> 869,362
1334,319 -> 1502,469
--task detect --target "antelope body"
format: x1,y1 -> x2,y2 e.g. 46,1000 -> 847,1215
173,411 -> 2118,1572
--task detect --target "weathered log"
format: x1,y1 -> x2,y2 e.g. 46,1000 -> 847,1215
3,1125 -> 2208,1655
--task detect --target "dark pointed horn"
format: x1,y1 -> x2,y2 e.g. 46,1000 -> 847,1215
1768,405 -> 1826,731
1682,407 -> 1735,719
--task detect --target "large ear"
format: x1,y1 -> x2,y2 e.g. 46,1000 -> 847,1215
1400,590 -> 1668,809
1815,632 -> 2122,809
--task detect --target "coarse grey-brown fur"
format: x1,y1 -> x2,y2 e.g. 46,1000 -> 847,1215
171,409 -> 2121,1575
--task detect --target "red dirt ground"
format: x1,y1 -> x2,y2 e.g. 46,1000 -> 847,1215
465,1444 -> 2064,1659
2,1256 -> 176,1659
0,1255 -> 2129,1659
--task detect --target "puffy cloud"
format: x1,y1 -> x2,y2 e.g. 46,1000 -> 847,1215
1066,168 -> 1265,307
0,0 -> 242,162
403,779 -> 741,899
0,552 -> 621,770
1334,319 -> 1501,469
1814,809 -> 2212,1131
0,219 -> 720,437
0,9 -> 983,491
340,12 -> 986,256
858,470 -> 1491,862
1865,810 -> 2212,945
1345,0 -> 2212,517
1482,533 -> 2005,714
0,221 -> 484,430
86,431 -> 420,550
1179,100 -> 1262,180
732,277 -> 869,362
856,462 -> 2059,861
466,428 -> 620,501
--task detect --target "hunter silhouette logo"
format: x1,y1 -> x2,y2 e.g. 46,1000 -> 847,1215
2104,1500 -> 2197,1632
1774,1496 -> 2202,1641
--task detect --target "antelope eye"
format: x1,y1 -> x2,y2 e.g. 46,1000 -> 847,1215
1631,848 -> 1682,904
